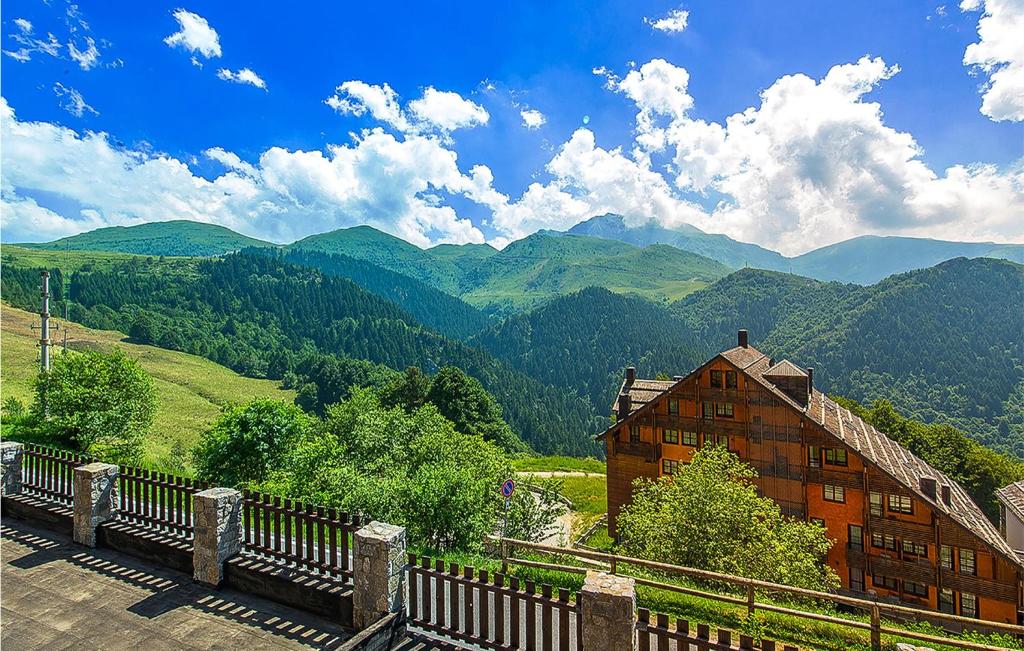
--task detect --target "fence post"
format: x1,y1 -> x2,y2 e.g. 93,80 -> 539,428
580,570 -> 636,651
192,487 -> 243,586
870,604 -> 881,651
0,441 -> 24,496
352,521 -> 407,630
73,462 -> 119,547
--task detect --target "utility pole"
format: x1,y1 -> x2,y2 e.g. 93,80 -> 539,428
39,270 -> 51,372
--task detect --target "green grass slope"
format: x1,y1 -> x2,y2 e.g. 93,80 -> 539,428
1,303 -> 293,470
17,220 -> 272,257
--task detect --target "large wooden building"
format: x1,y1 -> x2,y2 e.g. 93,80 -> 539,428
600,330 -> 1024,624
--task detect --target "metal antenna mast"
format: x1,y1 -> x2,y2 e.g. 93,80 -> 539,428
39,270 -> 52,372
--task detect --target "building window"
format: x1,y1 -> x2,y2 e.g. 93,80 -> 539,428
871,533 -> 896,551
715,402 -> 734,418
662,429 -> 679,444
681,431 -> 698,446
848,524 -> 863,551
959,548 -> 976,576
725,371 -> 737,389
869,492 -> 883,517
902,581 -> 928,598
662,459 -> 680,475
888,494 -> 913,514
901,540 -> 928,558
872,575 -> 898,591
668,398 -> 680,416
702,401 -> 713,420
938,588 -> 956,614
960,593 -> 978,618
849,568 -> 865,592
713,433 -> 730,449
940,545 -> 953,570
823,484 -> 845,503
629,425 -> 641,443
824,448 -> 848,466
710,370 -> 723,388
808,446 -> 821,468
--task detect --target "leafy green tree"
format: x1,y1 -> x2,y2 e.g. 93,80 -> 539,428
194,399 -> 313,486
379,366 -> 431,412
618,446 -> 838,591
426,366 -> 528,453
32,350 -> 155,465
504,478 -> 568,543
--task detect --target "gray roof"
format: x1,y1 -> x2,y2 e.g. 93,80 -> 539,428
997,481 -> 1024,528
763,359 -> 808,377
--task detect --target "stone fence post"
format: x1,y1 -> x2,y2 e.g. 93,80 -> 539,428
192,487 -> 243,586
73,462 -> 119,547
581,570 -> 637,651
1,441 -> 24,496
352,521 -> 407,629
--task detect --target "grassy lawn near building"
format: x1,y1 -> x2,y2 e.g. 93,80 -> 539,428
1,303 -> 293,470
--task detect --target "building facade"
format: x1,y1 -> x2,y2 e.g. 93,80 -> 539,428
601,330 -> 1024,624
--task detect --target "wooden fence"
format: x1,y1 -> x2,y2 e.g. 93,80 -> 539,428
117,467 -> 208,540
637,609 -> 796,651
407,553 -> 580,651
21,443 -> 93,505
241,490 -> 363,581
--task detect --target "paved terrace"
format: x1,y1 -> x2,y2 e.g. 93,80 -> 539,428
1,518 -> 356,650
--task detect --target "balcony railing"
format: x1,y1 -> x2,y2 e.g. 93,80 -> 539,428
868,553 -> 936,585
939,568 -> 1017,602
613,439 -> 661,463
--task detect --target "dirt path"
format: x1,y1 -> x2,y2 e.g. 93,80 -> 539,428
515,471 -> 605,478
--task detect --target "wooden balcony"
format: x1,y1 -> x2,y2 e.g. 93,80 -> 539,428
868,515 -> 934,540
752,461 -> 803,481
750,424 -> 804,443
940,568 -> 1017,602
654,414 -> 700,431
806,467 -> 863,489
700,418 -> 747,435
868,553 -> 936,585
612,439 -> 661,463
701,388 -> 745,402
845,544 -> 866,568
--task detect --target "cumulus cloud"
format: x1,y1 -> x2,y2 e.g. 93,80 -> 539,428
961,0 -> 1024,122
53,83 -> 98,117
520,108 -> 546,129
325,82 -> 488,136
0,98 -> 490,247
644,8 -> 689,33
217,67 -> 267,90
164,9 -> 221,59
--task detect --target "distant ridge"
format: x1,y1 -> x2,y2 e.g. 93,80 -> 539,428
19,220 -> 272,257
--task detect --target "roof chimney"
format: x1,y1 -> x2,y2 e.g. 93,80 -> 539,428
625,366 -> 636,385
673,375 -> 685,382
617,393 -> 632,420
941,485 -> 952,507
920,477 -> 937,501
738,329 -> 749,349
807,367 -> 814,395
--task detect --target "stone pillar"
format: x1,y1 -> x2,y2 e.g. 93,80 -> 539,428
352,521 -> 407,629
1,441 -> 24,496
73,462 -> 119,547
580,570 -> 637,651
192,487 -> 243,586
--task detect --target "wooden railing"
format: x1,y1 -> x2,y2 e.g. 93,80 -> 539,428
638,609 -> 797,651
407,553 -> 579,651
493,537 -> 1024,651
117,467 -> 208,540
241,490 -> 363,581
21,443 -> 94,505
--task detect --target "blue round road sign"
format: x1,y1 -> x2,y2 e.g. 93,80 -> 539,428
501,479 -> 516,498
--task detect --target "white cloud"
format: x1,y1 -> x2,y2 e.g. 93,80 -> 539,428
520,108 -> 546,129
217,67 -> 267,90
325,82 -> 488,136
407,87 -> 489,132
53,83 -> 98,117
13,18 -> 33,33
961,0 -> 1024,121
644,8 -> 689,33
164,9 -> 221,59
68,36 -> 100,70
0,98 -> 490,247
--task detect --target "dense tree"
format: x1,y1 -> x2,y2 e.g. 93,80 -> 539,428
193,399 -> 314,487
618,446 -> 838,592
426,367 -> 528,453
30,350 -> 155,465
379,366 -> 431,412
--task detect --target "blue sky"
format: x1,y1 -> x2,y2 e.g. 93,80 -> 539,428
1,0 -> 1022,253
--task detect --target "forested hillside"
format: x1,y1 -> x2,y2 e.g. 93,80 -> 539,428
0,253 -> 602,455
670,258 -> 1024,454
471,287 -> 701,412
278,248 -> 492,340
